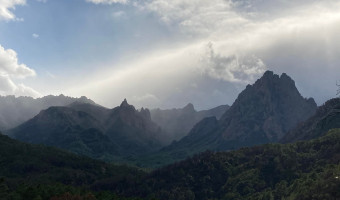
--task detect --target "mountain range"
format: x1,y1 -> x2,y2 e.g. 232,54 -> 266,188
0,70 -> 340,199
136,71 -> 318,167
5,97 -> 228,163
8,99 -> 164,161
0,95 -> 95,131
7,71 -> 320,167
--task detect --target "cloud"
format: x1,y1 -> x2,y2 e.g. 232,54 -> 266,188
0,0 -> 26,21
32,33 -> 39,38
32,0 -> 340,108
0,75 -> 16,92
15,83 -> 41,97
86,0 -> 128,5
0,75 -> 41,97
141,0 -> 247,36
200,42 -> 267,83
0,44 -> 40,97
0,45 -> 36,78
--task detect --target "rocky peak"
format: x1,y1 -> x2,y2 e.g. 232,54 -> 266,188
220,71 -> 317,142
252,70 -> 295,91
119,98 -> 136,111
182,103 -> 195,113
120,98 -> 129,107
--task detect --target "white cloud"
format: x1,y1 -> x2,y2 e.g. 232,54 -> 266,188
32,33 -> 39,38
0,0 -> 25,21
15,83 -> 41,97
0,75 -> 41,97
0,45 -> 36,78
142,0 -> 247,36
0,74 -> 16,92
0,44 -> 40,97
199,42 -> 266,83
86,0 -> 128,5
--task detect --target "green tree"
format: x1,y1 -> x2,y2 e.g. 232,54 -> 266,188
0,178 -> 9,200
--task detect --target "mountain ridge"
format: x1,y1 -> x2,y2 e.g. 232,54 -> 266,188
135,71 -> 318,167
0,94 -> 96,131
281,97 -> 340,143
8,99 -> 165,161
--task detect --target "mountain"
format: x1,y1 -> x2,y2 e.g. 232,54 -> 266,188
217,71 -> 317,144
0,94 -> 95,131
8,99 -> 165,161
137,71 -> 317,167
281,98 -> 340,143
150,103 -> 229,143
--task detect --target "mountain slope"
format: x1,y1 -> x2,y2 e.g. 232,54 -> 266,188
137,71 -> 317,167
150,103 -> 229,143
0,94 -> 95,131
281,98 -> 340,143
8,99 -> 164,161
8,106 -> 119,160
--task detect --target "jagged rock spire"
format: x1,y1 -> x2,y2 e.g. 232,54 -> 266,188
120,98 -> 129,107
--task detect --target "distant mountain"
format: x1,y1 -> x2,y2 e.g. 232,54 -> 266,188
137,71 -> 317,167
0,94 -> 95,131
281,98 -> 340,143
8,99 -> 165,161
150,103 -> 229,143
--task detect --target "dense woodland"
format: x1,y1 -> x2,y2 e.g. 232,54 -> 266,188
1,129 -> 339,199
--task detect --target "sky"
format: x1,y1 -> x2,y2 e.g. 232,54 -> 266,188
0,0 -> 340,110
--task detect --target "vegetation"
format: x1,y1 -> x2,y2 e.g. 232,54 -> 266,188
1,129 -> 340,199
0,133 -> 146,199
123,129 -> 340,199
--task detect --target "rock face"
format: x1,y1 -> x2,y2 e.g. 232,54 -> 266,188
143,71 -> 317,167
218,71 -> 317,145
9,99 -> 164,161
150,103 -> 229,143
281,98 -> 340,143
0,95 -> 95,131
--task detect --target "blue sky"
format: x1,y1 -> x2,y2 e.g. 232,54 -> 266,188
1,0 -> 340,109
